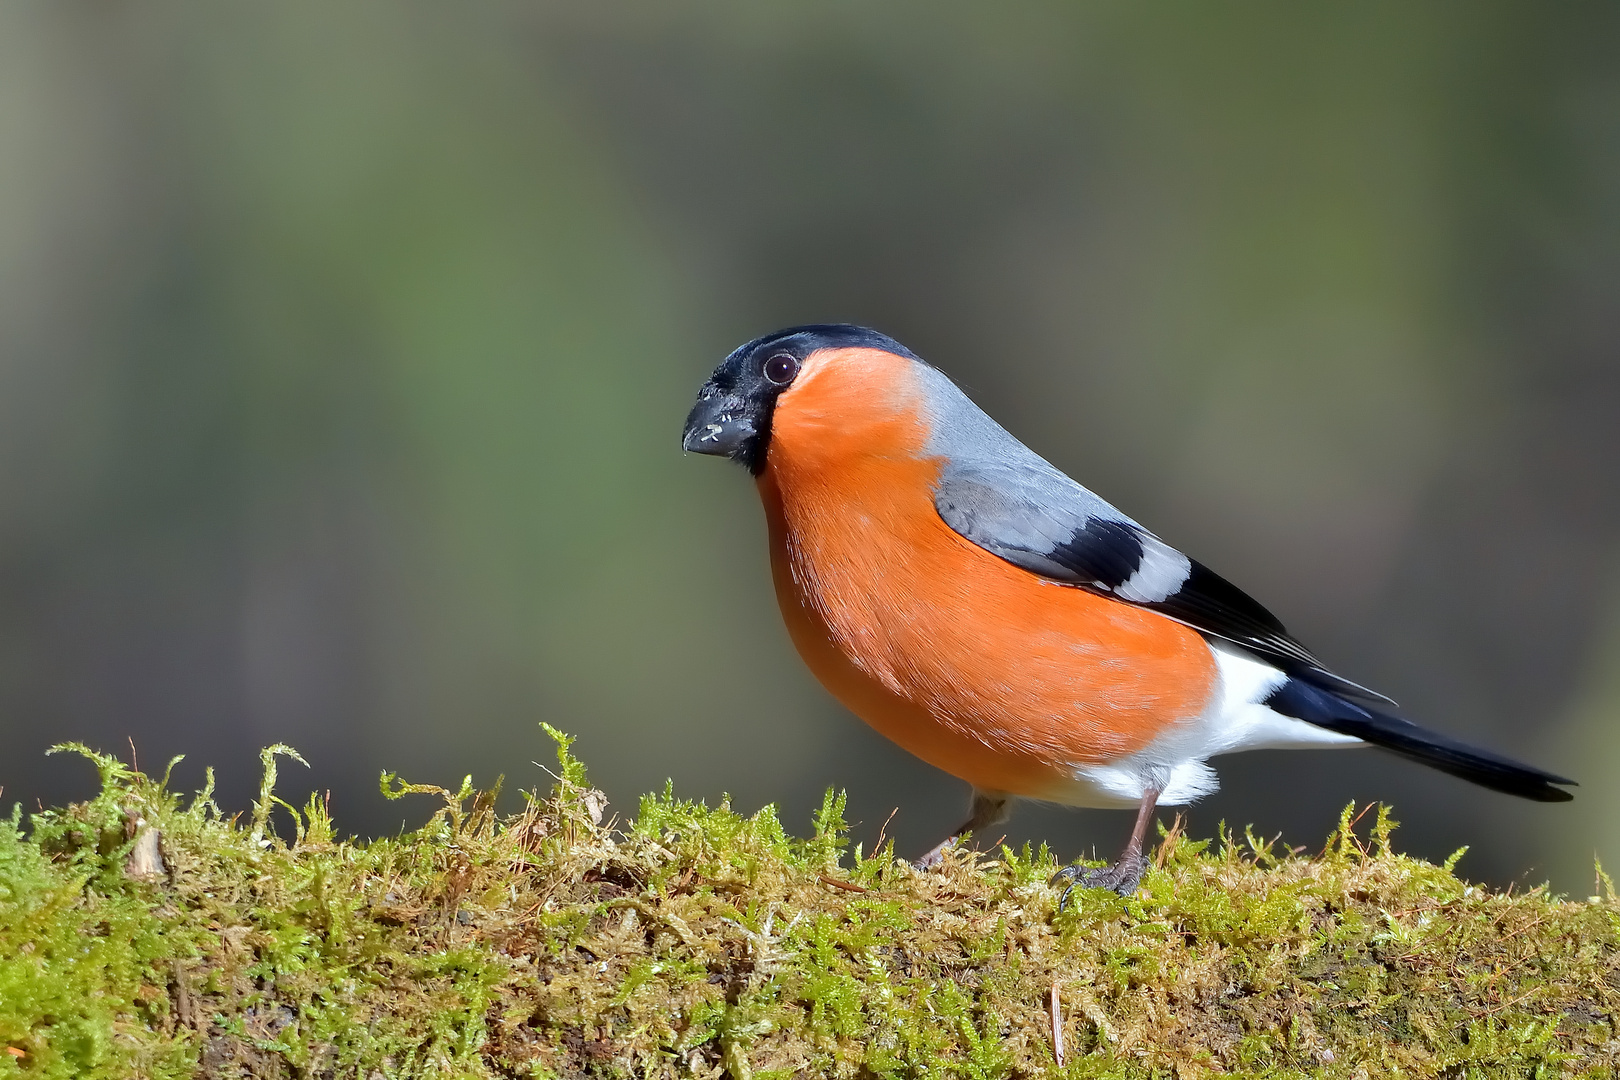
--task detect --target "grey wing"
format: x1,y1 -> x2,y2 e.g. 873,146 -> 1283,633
933,460 -> 1393,705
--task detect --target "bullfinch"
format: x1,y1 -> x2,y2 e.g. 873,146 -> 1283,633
681,324 -> 1574,894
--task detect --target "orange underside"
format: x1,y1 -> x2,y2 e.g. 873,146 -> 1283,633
758,348 -> 1217,799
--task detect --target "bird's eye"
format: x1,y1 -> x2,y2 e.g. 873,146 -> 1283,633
763,352 -> 800,386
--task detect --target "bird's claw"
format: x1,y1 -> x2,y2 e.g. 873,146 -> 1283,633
1051,854 -> 1146,911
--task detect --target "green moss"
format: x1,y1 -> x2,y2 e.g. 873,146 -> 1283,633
0,729 -> 1616,1078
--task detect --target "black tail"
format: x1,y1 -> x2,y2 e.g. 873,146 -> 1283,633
1264,676 -> 1575,802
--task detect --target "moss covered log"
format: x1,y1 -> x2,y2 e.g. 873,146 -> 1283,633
1,728 -> 1617,1079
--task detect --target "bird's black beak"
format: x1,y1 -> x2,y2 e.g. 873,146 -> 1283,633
681,386 -> 758,458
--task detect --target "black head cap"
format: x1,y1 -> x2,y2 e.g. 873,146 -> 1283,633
681,324 -> 920,474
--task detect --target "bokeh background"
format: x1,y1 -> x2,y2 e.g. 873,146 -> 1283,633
2,2 -> 1617,893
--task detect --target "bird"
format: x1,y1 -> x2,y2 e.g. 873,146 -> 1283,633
681,324 -> 1574,895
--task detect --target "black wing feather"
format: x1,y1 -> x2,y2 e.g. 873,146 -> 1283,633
1133,558 -> 1393,704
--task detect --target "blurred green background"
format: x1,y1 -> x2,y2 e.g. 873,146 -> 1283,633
2,2 -> 1617,892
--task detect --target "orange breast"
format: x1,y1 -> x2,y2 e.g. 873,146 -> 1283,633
759,348 -> 1218,798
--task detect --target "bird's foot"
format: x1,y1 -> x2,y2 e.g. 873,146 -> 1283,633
1051,853 -> 1146,910
912,837 -> 958,871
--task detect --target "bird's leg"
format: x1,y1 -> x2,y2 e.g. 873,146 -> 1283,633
1052,787 -> 1161,907
913,789 -> 1011,870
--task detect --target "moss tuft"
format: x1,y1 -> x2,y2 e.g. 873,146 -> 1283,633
0,729 -> 1616,1078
